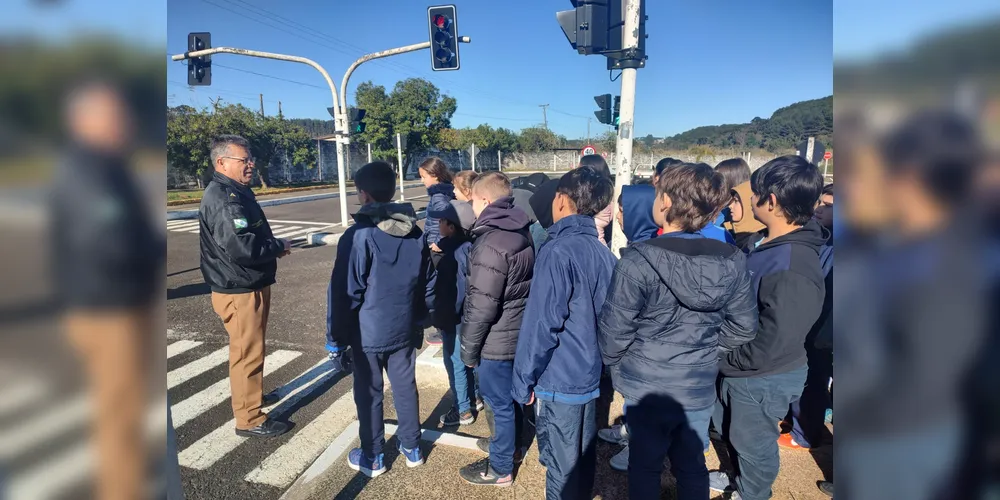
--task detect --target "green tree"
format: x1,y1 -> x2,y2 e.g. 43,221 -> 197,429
352,78 -> 456,163
598,131 -> 617,155
518,126 -> 561,152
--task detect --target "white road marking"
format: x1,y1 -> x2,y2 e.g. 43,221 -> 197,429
0,395 -> 89,461
7,441 -> 92,500
266,219 -> 339,226
166,340 -> 203,359
0,378 -> 49,419
272,227 -> 316,239
178,359 -> 338,470
171,350 -> 301,428
279,420 -> 360,497
415,345 -> 442,368
385,423 -> 481,452
271,226 -> 303,238
166,346 -> 229,389
243,389 -> 356,487
167,221 -> 199,231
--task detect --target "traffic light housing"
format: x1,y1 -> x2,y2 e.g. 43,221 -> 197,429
428,5 -> 460,71
556,0 -> 611,55
349,108 -> 367,134
187,32 -> 212,86
606,0 -> 647,70
613,95 -> 621,131
594,94 -> 613,124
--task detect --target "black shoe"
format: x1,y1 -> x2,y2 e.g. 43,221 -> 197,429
235,418 -> 290,438
425,330 -> 443,346
262,393 -> 280,407
459,460 -> 513,487
818,481 -> 833,497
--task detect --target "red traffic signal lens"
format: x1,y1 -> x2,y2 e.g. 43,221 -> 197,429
433,14 -> 451,30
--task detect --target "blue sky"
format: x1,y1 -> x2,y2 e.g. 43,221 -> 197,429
164,0 -> 832,139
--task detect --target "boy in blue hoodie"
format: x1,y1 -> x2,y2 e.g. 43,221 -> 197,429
709,155 -> 827,500
326,161 -> 433,478
511,167 -> 618,499
426,199 -> 482,427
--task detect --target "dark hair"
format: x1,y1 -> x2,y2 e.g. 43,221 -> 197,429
822,183 -> 834,197
655,163 -> 730,232
557,166 -> 613,217
880,109 -> 982,205
579,154 -> 611,178
715,158 -> 751,190
654,157 -> 684,177
750,155 -> 824,225
354,161 -> 397,202
418,157 -> 454,184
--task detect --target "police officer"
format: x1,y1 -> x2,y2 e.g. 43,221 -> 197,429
199,134 -> 291,438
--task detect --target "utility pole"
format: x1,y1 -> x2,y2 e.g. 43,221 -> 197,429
539,104 -> 549,129
259,94 -> 264,116
610,0 -> 641,256
277,100 -> 282,118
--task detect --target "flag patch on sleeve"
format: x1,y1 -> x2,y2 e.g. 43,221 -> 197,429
234,218 -> 248,229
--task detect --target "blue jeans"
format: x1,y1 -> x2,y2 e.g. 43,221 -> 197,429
788,346 -> 832,448
627,397 -> 712,500
717,366 -> 807,500
352,346 -> 420,457
440,326 -> 477,414
477,359 -> 517,476
536,398 -> 597,500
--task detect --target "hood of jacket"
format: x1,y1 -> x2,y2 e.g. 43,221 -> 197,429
529,179 -> 560,229
474,196 -> 531,234
353,202 -> 418,237
728,181 -> 766,235
755,219 -> 830,254
621,184 -> 659,243
633,235 -> 746,312
428,182 -> 455,199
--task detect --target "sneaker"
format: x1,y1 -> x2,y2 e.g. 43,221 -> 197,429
475,398 -> 485,412
425,330 -> 443,346
440,408 -> 475,426
708,471 -> 735,494
475,438 -> 524,464
778,433 -> 807,450
598,424 -> 628,445
726,492 -> 743,500
609,445 -> 629,472
459,460 -> 513,487
818,481 -> 833,497
347,448 -> 386,478
397,442 -> 425,468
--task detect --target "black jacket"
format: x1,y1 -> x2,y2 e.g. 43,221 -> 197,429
51,146 -> 163,309
199,172 -> 285,293
720,220 -> 829,378
460,197 -> 535,365
599,233 -> 758,410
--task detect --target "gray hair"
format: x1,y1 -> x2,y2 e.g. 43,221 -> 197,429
210,134 -> 251,166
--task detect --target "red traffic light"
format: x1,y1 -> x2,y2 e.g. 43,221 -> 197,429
433,14 -> 451,30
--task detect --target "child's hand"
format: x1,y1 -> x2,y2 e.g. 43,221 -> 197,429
430,242 -> 442,253
527,392 -> 535,405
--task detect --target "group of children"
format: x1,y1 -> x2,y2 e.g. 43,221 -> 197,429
324,152 -> 835,500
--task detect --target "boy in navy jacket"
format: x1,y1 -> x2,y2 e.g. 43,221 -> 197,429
709,155 -> 827,500
511,167 -> 618,499
599,163 -> 758,499
326,161 -> 433,478
426,200 -> 482,426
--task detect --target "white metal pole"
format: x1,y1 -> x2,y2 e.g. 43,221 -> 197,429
498,150 -> 502,173
367,143 -> 372,163
397,133 -> 405,202
471,144 -> 476,173
824,158 -> 829,178
806,137 -> 816,165
317,139 -> 323,182
610,0 -> 641,257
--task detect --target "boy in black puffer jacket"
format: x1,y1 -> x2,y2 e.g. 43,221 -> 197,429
599,162 -> 758,500
458,172 -> 535,488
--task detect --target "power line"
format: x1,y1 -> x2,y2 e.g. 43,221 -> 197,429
213,62 -> 327,89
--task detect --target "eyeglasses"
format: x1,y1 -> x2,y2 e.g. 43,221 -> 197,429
220,156 -> 255,166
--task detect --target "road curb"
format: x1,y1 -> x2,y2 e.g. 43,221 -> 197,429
166,182 -> 425,220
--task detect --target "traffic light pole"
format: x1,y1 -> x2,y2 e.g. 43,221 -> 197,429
610,0 -> 641,257
170,46 -> 353,227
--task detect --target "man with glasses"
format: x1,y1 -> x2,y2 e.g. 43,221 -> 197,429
199,134 -> 292,437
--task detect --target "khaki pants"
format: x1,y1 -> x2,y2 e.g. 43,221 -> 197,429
65,308 -> 151,500
211,287 -> 271,430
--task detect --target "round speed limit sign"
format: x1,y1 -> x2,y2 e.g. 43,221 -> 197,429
582,145 -> 597,156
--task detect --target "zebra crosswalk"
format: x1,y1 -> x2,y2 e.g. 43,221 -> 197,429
165,219 -> 334,243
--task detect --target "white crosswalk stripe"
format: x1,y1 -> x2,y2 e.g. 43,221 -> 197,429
167,220 -> 199,230
171,349 -> 301,428
271,225 -> 302,237
167,339 -> 203,359
167,346 -> 229,389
